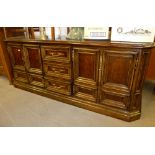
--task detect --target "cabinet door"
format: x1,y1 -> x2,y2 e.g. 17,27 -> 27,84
7,44 -> 25,71
24,44 -> 43,74
73,47 -> 100,86
100,49 -> 139,109
73,47 -> 100,102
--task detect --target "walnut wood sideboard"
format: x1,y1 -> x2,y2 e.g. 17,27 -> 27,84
4,39 -> 155,121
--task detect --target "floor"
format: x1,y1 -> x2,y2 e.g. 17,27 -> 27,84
0,76 -> 155,127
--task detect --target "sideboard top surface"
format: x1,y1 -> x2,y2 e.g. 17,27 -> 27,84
4,38 -> 155,49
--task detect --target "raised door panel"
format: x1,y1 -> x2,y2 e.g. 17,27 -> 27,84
28,74 -> 44,88
74,85 -> 97,102
73,47 -> 100,86
41,45 -> 71,63
73,47 -> 100,102
24,45 -> 43,74
7,44 -> 25,71
100,49 -> 139,109
43,62 -> 71,80
14,70 -> 29,83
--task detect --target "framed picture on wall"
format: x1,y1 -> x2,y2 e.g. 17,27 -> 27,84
111,27 -> 155,42
84,27 -> 110,40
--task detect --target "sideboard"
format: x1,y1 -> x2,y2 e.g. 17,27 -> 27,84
4,38 -> 154,121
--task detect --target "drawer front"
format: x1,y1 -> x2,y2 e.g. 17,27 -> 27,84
14,71 -> 28,83
43,62 -> 71,80
41,45 -> 71,62
45,78 -> 71,95
73,85 -> 97,102
28,74 -> 45,88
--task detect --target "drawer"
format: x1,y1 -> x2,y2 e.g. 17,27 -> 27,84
14,70 -> 28,83
43,62 -> 71,80
41,45 -> 71,62
73,85 -> 97,102
28,74 -> 45,88
45,78 -> 71,95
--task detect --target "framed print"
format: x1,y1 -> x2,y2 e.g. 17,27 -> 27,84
111,27 -> 155,42
84,27 -> 110,40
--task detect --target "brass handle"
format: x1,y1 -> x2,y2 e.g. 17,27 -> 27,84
51,68 -> 65,73
49,51 -> 64,57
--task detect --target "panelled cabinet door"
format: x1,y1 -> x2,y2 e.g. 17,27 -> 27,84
100,48 -> 139,110
73,47 -> 100,86
23,44 -> 43,74
7,44 -> 25,71
73,47 -> 100,102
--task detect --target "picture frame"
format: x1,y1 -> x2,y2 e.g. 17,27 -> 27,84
111,27 -> 155,43
84,27 -> 110,40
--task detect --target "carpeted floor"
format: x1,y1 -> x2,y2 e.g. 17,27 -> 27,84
0,76 -> 155,127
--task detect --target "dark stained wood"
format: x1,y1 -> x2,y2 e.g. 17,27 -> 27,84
45,77 -> 71,95
7,44 -> 25,71
102,49 -> 139,88
4,38 -> 154,48
74,85 -> 97,102
0,28 -> 7,76
41,45 -> 71,63
13,70 -> 29,83
0,39 -> 13,83
5,39 -> 154,121
146,47 -> 155,80
24,44 -> 43,74
73,47 -> 100,86
51,27 -> 55,40
0,50 -> 4,75
43,62 -> 71,80
28,73 -> 44,88
12,47 -> 24,66
4,27 -> 29,39
79,53 -> 95,79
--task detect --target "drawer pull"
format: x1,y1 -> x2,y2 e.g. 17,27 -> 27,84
48,51 -> 64,57
50,68 -> 65,73
49,83 -> 65,89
